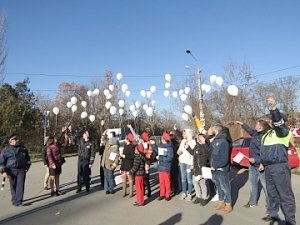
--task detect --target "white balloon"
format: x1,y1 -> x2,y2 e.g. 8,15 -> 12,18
163,90 -> 170,98
135,101 -> 141,109
110,106 -> 117,115
116,72 -> 123,81
89,115 -> 95,122
172,91 -> 178,98
106,93 -> 112,100
71,96 -> 78,105
71,105 -> 78,113
215,76 -> 224,86
105,101 -> 112,109
108,84 -> 114,92
125,90 -> 131,97
165,73 -> 172,82
140,89 -> 146,98
180,93 -> 187,101
205,84 -> 211,93
81,111 -> 88,119
179,89 -> 184,96
151,100 -> 156,106
66,101 -> 72,108
121,84 -> 128,93
132,111 -> 138,118
201,84 -> 207,91
129,104 -> 136,112
143,104 -> 148,111
150,85 -> 156,93
87,90 -> 93,97
184,87 -> 191,95
118,99 -> 125,108
119,108 -> 124,116
103,89 -> 110,96
146,107 -> 153,117
81,101 -> 87,108
146,91 -> 152,98
184,105 -> 193,115
52,107 -> 59,115
93,88 -> 100,96
227,85 -> 239,96
210,74 -> 217,84
165,82 -> 171,89
182,112 -> 189,121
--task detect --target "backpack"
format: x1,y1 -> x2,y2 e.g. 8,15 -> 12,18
15,146 -> 28,169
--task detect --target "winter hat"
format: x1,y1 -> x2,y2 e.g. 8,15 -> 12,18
162,131 -> 171,142
127,133 -> 134,143
141,131 -> 150,142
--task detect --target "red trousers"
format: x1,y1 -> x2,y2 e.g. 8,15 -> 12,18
159,171 -> 171,198
135,175 -> 144,205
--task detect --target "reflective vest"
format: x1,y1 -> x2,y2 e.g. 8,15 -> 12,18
262,130 -> 291,147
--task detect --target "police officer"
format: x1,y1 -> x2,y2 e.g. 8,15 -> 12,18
0,134 -> 31,206
76,130 -> 96,193
260,97 -> 296,225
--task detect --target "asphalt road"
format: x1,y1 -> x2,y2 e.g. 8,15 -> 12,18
0,156 -> 299,225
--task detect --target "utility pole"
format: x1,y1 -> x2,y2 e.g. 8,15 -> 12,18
186,49 -> 205,126
43,111 -> 50,145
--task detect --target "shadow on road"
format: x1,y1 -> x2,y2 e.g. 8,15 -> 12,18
158,213 -> 182,225
199,214 -> 223,225
230,168 -> 248,206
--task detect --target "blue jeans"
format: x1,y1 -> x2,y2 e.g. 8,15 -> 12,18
248,165 -> 269,209
103,167 -> 115,192
179,163 -> 193,195
212,170 -> 232,204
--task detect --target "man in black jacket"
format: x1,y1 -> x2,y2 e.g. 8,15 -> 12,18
0,134 -> 31,206
76,130 -> 95,193
259,97 -> 296,225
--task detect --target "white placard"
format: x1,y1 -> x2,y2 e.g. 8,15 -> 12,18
143,143 -> 148,149
201,167 -> 212,179
158,147 -> 167,156
233,152 -> 247,164
114,174 -> 122,185
109,152 -> 117,161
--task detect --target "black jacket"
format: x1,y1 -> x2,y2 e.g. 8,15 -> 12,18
120,143 -> 135,171
78,139 -> 96,165
187,142 -> 209,176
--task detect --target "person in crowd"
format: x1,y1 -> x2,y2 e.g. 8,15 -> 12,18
186,130 -> 209,206
119,132 -> 135,197
137,131 -> 153,198
46,136 -> 65,197
101,131 -> 119,194
0,134 -> 31,206
76,130 -> 96,193
177,129 -> 195,201
99,119 -> 106,190
42,138 -> 50,190
259,97 -> 296,225
200,124 -> 233,214
130,142 -> 146,206
154,131 -> 174,201
169,130 -> 180,195
234,120 -> 271,212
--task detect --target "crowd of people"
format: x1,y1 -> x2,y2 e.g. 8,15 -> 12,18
0,97 -> 297,225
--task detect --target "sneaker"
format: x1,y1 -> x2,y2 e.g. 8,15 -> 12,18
165,197 -> 171,201
178,193 -> 186,200
261,215 -> 280,222
200,198 -> 209,206
157,196 -> 164,201
211,194 -> 219,202
185,194 -> 192,201
193,197 -> 201,204
243,202 -> 256,208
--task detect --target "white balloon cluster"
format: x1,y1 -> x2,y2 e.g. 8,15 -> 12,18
210,75 -> 224,86
227,85 -> 239,96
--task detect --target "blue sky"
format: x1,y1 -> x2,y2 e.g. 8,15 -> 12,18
1,0 -> 300,106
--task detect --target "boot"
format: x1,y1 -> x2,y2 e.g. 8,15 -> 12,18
215,202 -> 226,210
223,204 -> 233,214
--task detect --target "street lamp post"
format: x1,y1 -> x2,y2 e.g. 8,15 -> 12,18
186,49 -> 205,126
43,111 -> 50,145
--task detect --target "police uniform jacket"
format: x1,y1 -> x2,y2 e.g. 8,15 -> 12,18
78,138 -> 96,165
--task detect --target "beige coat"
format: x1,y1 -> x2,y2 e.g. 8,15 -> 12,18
101,144 -> 119,170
